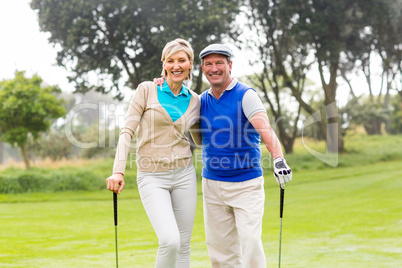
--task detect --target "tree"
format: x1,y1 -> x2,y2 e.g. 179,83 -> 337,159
342,96 -> 389,135
27,128 -> 74,161
0,71 -> 66,169
259,0 -> 402,152
243,71 -> 303,154
368,0 -> 401,133
243,0 -> 315,154
341,0 -> 402,135
31,0 -> 242,96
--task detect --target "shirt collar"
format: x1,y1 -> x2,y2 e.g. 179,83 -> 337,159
207,77 -> 238,97
161,80 -> 189,97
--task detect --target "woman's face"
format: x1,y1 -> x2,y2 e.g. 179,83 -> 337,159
163,51 -> 192,84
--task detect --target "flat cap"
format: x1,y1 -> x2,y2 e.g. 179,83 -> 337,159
199,44 -> 232,59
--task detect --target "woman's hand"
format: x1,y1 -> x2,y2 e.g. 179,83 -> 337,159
106,173 -> 125,194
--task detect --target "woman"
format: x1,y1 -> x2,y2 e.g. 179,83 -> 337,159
106,38 -> 200,268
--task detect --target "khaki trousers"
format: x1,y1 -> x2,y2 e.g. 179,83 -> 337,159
202,176 -> 266,268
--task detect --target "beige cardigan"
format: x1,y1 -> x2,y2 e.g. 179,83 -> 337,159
113,81 -> 200,173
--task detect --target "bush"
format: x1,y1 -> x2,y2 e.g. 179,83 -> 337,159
2,134 -> 401,194
0,168 -> 107,194
0,175 -> 23,194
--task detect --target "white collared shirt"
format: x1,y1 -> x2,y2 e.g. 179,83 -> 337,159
207,77 -> 266,120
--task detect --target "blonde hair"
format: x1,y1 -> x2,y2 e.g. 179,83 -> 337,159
160,38 -> 194,80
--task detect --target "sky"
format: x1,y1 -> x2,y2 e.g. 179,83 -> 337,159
0,0 -> 75,92
0,1 -> 387,106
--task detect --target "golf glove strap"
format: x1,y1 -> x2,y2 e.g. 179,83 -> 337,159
273,157 -> 292,189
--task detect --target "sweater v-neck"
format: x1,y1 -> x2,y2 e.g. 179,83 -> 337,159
211,89 -> 230,104
208,78 -> 238,104
155,85 -> 193,124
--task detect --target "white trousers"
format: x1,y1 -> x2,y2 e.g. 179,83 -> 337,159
137,164 -> 197,268
202,176 -> 266,268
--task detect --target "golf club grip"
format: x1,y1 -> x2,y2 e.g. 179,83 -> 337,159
280,188 -> 285,218
113,192 -> 118,226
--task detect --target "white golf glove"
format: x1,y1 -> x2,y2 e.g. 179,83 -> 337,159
273,157 -> 292,189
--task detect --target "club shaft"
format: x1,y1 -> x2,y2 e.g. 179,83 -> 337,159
113,192 -> 118,226
279,188 -> 285,268
115,225 -> 119,268
278,218 -> 282,268
113,192 -> 119,268
280,188 -> 284,218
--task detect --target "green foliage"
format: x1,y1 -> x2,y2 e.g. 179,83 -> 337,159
0,168 -> 103,194
0,157 -> 138,194
27,128 -> 74,160
342,96 -> 389,134
79,124 -> 120,158
24,90 -> 125,161
366,0 -> 401,74
30,0 -> 242,96
0,71 -> 66,147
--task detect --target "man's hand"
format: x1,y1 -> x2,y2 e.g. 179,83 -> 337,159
106,173 -> 125,194
273,157 -> 292,189
153,77 -> 165,86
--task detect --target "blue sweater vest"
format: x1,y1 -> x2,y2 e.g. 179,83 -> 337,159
200,81 -> 263,182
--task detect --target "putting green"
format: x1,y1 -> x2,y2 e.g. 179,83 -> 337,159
1,160 -> 401,267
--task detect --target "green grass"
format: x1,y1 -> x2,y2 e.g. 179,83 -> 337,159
0,134 -> 402,267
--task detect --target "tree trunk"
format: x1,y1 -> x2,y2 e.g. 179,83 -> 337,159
20,145 -> 31,170
383,80 -> 392,133
276,120 -> 292,154
340,70 -> 357,99
325,100 -> 342,153
364,119 -> 382,135
282,138 -> 294,154
319,61 -> 344,153
193,69 -> 204,94
0,141 -> 3,164
259,64 -> 301,155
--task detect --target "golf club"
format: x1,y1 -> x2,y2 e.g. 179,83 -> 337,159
278,187 -> 285,268
113,192 -> 119,268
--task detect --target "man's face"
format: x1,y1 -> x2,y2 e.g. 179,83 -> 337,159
201,54 -> 232,89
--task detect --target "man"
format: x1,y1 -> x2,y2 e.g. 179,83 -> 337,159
198,44 -> 292,268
